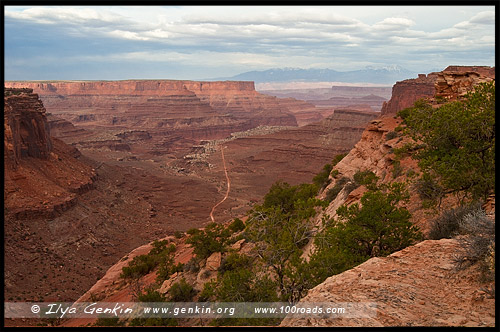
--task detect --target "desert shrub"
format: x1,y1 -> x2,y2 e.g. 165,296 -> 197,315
211,273 -> 280,326
406,168 -> 417,178
454,208 -> 495,280
392,160 -> 403,179
228,218 -> 245,233
415,173 -> 445,208
185,222 -> 230,259
262,181 -> 321,214
343,181 -> 359,196
313,163 -> 333,190
427,202 -> 482,240
157,261 -> 185,283
121,240 -> 177,280
385,130 -> 398,140
215,269 -> 278,303
198,281 -> 217,302
174,230 -> 184,239
325,176 -> 350,202
168,278 -> 195,302
183,258 -> 200,273
353,170 -> 378,190
331,153 -> 348,166
246,181 -> 323,301
219,253 -> 252,275
137,286 -> 166,302
120,254 -> 158,279
310,182 -> 421,286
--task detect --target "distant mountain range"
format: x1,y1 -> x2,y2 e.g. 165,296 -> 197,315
208,66 -> 419,85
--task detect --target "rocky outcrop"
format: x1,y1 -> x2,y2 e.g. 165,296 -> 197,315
380,73 -> 438,116
281,238 -> 495,327
435,66 -> 495,100
4,88 -> 53,163
380,66 -> 495,115
4,88 -> 96,219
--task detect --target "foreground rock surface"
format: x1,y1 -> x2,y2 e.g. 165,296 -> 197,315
281,238 -> 495,327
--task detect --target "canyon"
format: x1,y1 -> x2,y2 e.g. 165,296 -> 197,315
3,79 -> 377,319
4,65 -> 495,327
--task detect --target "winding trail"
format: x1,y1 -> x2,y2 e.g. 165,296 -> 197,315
209,145 -> 231,222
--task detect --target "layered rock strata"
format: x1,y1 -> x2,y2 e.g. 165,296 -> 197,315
381,66 -> 495,116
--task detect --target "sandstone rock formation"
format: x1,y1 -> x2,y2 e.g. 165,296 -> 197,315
4,88 -> 96,219
380,66 -> 495,116
281,238 -> 495,327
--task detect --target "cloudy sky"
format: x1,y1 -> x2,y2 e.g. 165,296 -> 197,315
4,5 -> 496,81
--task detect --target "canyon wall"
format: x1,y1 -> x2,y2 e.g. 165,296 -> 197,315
4,88 -> 53,163
4,88 -> 96,219
4,80 -> 310,156
381,66 -> 495,116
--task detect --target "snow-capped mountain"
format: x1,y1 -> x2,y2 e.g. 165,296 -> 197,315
208,66 -> 418,85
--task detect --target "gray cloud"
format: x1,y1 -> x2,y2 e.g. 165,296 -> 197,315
4,6 -> 495,80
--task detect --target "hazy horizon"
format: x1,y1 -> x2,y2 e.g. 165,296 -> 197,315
4,5 -> 495,81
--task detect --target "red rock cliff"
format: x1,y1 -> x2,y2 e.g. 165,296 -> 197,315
381,66 -> 495,116
4,88 -> 52,164
4,88 -> 96,219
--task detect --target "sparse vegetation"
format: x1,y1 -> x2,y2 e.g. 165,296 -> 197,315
120,240 -> 176,279
391,160 -> 403,179
428,202 -> 482,240
385,130 -> 398,140
168,278 -> 196,302
313,163 -> 333,191
186,222 -> 231,259
309,182 -> 422,286
325,176 -> 350,202
399,82 -> 495,202
451,206 -> 495,282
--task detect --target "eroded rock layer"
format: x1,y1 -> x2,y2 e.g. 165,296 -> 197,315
381,66 -> 495,116
281,239 -> 495,327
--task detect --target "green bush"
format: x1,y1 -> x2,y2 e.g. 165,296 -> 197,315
414,172 -> 445,207
219,253 -> 251,275
228,218 -> 245,233
313,163 -> 333,190
168,278 -> 195,302
198,281 -> 217,302
137,286 -> 167,302
385,131 -> 398,140
183,258 -> 200,273
185,222 -> 230,259
398,82 -> 495,201
310,183 -> 422,286
353,170 -> 378,190
392,160 -> 403,179
121,240 -> 177,279
325,176 -> 350,202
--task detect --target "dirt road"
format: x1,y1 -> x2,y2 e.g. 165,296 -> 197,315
209,146 -> 230,222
